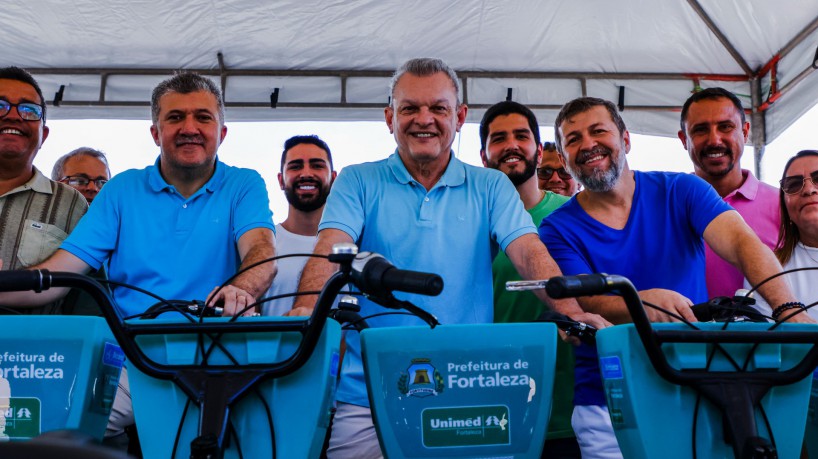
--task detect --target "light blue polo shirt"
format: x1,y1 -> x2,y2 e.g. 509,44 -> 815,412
321,151 -> 535,407
61,157 -> 275,317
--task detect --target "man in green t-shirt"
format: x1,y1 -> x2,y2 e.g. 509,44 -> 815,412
480,100 -> 578,458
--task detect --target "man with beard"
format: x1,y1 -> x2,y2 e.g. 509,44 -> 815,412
678,88 -> 780,299
538,141 -> 579,196
262,135 -> 336,316
289,58 -> 608,458
539,96 -> 809,458
479,101 -> 579,458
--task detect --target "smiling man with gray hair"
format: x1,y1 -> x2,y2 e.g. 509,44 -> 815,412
290,58 -> 606,458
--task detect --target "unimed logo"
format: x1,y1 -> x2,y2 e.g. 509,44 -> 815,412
421,405 -> 510,448
2,397 -> 40,439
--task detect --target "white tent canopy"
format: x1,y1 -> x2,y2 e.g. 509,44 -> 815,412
4,0 -> 818,171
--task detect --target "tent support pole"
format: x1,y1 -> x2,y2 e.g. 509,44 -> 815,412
750,76 -> 767,180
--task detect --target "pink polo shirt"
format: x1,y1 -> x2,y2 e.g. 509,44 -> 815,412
705,169 -> 780,298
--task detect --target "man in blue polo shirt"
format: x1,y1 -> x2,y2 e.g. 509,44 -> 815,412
0,72 -> 276,449
539,96 -> 809,458
1,72 -> 275,315
289,58 -> 609,459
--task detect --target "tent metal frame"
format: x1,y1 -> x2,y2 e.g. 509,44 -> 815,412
22,1 -> 818,178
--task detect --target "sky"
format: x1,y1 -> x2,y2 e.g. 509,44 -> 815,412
33,103 -> 818,223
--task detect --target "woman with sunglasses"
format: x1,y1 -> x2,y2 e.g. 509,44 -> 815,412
748,150 -> 818,321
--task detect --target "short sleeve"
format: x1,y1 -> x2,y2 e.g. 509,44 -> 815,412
319,168 -> 366,241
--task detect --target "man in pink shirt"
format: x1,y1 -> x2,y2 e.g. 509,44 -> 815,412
678,88 -> 780,299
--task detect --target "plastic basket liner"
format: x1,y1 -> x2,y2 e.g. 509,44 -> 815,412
362,323 -> 557,458
0,316 -> 123,440
597,322 -> 814,459
803,369 -> 818,458
128,317 -> 340,459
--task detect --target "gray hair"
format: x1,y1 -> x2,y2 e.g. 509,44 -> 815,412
389,58 -> 461,105
150,72 -> 225,124
51,147 -> 111,180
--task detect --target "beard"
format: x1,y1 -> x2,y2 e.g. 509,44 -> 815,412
567,145 -> 624,193
697,145 -> 736,177
487,152 -> 538,187
284,179 -> 331,212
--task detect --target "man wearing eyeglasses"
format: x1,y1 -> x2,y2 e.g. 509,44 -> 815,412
538,141 -> 579,196
0,66 -> 89,314
678,88 -> 780,300
52,147 -> 111,204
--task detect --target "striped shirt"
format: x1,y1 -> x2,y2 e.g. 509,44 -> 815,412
0,168 -> 87,314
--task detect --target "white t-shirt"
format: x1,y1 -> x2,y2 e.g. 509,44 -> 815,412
746,242 -> 818,321
262,224 -> 318,316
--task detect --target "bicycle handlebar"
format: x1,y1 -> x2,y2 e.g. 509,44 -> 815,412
547,273 -> 818,383
546,272 -> 818,459
0,245 -> 443,458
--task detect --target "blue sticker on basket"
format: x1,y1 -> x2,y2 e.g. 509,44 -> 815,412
599,356 -> 623,379
102,342 -> 125,368
330,351 -> 340,377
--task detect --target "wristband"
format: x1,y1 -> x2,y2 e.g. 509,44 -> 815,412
772,301 -> 806,321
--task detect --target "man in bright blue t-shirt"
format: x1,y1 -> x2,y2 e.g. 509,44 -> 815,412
539,96 -> 808,458
289,58 -> 609,459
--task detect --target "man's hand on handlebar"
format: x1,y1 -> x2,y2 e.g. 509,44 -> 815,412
569,311 -> 612,330
560,311 -> 612,346
639,288 -> 698,323
206,285 -> 257,317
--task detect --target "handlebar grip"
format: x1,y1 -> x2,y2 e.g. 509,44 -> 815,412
382,269 -> 443,296
0,269 -> 51,293
546,274 -> 611,298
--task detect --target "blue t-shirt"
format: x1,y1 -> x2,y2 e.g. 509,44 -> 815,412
539,171 -> 732,406
61,157 -> 275,317
321,151 -> 535,407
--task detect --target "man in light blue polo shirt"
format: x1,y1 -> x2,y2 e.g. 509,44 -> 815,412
0,72 -> 276,450
289,57 -> 608,459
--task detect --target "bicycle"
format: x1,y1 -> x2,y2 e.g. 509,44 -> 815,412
540,273 -> 818,459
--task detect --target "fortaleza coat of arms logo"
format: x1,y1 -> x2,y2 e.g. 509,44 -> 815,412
398,358 -> 445,397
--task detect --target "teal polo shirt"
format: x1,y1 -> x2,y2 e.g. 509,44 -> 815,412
61,157 -> 274,317
321,151 -> 535,407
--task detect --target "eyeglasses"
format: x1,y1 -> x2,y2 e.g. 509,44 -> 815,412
780,170 -> 818,194
536,166 -> 573,181
0,100 -> 44,121
60,176 -> 108,188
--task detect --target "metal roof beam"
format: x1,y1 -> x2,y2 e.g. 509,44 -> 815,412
685,0 -> 753,75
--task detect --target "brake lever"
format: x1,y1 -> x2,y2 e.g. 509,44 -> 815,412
186,300 -> 224,317
140,300 -> 223,319
537,310 -> 597,345
691,295 -> 766,323
365,292 -> 440,328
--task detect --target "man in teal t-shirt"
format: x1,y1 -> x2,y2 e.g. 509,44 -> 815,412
480,101 -> 578,457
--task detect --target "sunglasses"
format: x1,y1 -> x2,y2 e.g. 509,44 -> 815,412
537,166 -> 573,181
0,100 -> 44,121
60,175 -> 108,188
780,170 -> 818,195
